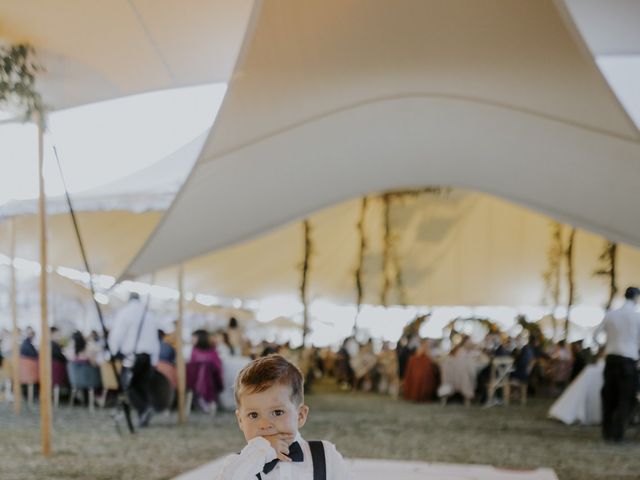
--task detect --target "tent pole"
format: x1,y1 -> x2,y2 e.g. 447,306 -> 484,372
37,113 -> 52,456
10,217 -> 21,415
176,265 -> 186,424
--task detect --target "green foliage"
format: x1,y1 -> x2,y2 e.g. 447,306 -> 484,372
542,222 -> 563,307
517,314 -> 545,342
0,43 -> 45,122
402,314 -> 429,337
594,241 -> 617,309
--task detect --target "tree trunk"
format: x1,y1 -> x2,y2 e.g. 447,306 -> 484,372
301,220 -> 312,347
353,197 -> 368,334
381,195 -> 392,306
564,227 -> 576,340
606,242 -> 618,310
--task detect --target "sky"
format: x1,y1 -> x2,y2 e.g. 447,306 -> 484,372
0,83 -> 226,205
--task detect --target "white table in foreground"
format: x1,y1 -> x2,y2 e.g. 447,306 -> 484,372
173,457 -> 558,480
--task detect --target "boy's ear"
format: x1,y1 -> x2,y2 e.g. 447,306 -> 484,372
235,409 -> 242,427
297,404 -> 309,429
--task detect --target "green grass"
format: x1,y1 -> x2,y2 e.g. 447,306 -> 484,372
1,383 -> 639,480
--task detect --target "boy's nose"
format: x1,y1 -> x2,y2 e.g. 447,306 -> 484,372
258,419 -> 272,430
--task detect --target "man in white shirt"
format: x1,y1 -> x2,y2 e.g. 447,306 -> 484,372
595,286 -> 640,442
108,292 -> 160,427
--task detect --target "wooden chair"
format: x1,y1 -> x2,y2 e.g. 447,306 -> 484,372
99,361 -> 121,408
509,378 -> 528,406
486,356 -> 513,406
19,357 -> 39,407
509,360 -> 534,406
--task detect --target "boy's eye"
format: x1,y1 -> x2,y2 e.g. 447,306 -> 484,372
273,410 -> 285,417
248,412 -> 258,419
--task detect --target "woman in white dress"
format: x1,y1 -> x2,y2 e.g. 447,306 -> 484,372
548,358 -> 604,425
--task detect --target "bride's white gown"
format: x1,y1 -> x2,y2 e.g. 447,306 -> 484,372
548,360 -> 604,425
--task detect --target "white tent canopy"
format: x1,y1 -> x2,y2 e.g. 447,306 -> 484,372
0,0 -> 253,109
124,0 -> 640,280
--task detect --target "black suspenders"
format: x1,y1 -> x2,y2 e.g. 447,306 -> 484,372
256,441 -> 326,480
308,441 -> 327,480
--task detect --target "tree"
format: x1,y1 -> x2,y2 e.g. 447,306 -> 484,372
594,241 -> 618,310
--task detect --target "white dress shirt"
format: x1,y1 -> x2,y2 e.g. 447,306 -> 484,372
594,301 -> 640,360
216,433 -> 353,480
107,299 -> 160,366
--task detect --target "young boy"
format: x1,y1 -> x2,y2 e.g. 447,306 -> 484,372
216,354 -> 353,479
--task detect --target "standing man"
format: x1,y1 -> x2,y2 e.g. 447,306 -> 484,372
108,292 -> 160,427
595,286 -> 640,443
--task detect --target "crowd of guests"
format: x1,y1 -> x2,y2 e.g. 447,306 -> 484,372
0,314 -> 600,415
0,314 -> 246,416
299,328 -> 599,406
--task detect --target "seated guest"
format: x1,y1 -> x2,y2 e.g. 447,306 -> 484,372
439,337 -> 484,405
86,330 -> 105,365
396,334 -> 417,381
403,339 -> 437,402
158,330 -> 176,365
65,331 -> 100,366
188,330 -> 223,413
334,338 -> 354,390
50,327 -> 67,364
550,340 -> 573,395
512,336 -> 535,384
377,341 -> 400,396
66,331 -> 102,406
20,327 -> 38,359
351,339 -> 378,391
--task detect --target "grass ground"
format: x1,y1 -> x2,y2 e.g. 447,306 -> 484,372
1,382 -> 639,480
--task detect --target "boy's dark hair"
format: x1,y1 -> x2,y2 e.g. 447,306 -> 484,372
234,354 -> 304,406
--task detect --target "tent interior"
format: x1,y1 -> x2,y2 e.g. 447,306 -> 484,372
3,2 -> 640,478
2,186 -> 639,346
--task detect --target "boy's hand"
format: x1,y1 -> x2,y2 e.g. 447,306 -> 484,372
262,433 -> 295,462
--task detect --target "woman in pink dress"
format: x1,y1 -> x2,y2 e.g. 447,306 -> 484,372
188,330 -> 223,413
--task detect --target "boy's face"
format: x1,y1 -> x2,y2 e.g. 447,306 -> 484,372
235,383 -> 309,443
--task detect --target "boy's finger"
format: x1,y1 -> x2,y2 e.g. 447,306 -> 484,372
277,453 -> 292,462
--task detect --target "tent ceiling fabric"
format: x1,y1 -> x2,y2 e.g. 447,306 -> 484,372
173,190 -> 640,307
0,0 -> 253,109
0,211 -> 162,278
124,0 -> 640,279
5,189 -> 640,307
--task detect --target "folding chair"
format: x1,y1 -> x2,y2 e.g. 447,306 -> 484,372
486,356 -> 513,406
